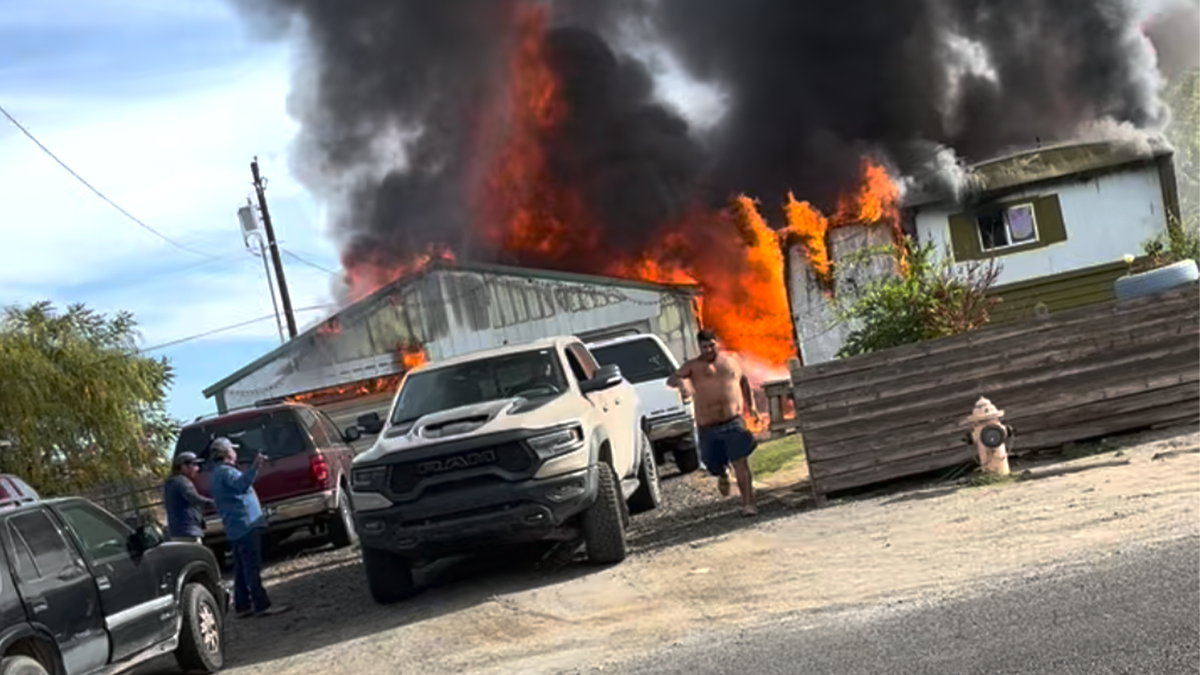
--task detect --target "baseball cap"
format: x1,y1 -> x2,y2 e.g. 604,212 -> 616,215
208,437 -> 239,455
173,451 -> 198,468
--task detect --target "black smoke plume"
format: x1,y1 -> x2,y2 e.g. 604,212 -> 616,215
230,0 -> 1173,285
649,0 -> 1169,212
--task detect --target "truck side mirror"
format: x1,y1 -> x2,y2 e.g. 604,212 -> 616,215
342,426 -> 363,443
356,412 -> 384,435
580,364 -> 624,395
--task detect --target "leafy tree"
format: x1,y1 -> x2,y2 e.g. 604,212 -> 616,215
836,239 -> 1001,358
1141,68 -> 1200,268
0,302 -> 175,495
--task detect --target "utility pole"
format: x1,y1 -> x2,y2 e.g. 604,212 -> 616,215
251,157 -> 298,339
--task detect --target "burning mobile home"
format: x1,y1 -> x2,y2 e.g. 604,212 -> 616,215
202,260 -> 702,435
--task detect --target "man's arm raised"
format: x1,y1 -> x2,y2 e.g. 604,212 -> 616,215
666,359 -> 693,389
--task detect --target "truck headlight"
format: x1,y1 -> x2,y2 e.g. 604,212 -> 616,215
528,427 -> 584,458
351,467 -> 387,492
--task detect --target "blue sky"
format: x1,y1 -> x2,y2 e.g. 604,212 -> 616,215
0,0 -> 732,426
0,0 -> 342,422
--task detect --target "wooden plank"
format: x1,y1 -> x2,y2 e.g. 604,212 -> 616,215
798,335 -> 1199,442
811,396 -> 1199,495
790,284 -> 1198,388
793,297 -> 1198,402
793,319 -> 1198,418
816,446 -> 976,495
792,293 -> 1199,401
1012,398 -> 1200,451
806,379 -> 1200,473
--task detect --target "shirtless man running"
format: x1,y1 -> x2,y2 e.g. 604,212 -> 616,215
667,329 -> 761,516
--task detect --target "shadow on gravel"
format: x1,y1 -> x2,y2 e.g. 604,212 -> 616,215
627,486 -> 811,555
209,539 -> 607,671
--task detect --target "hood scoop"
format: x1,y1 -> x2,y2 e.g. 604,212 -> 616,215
410,398 -> 524,440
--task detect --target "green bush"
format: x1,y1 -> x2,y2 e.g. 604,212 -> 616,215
836,239 -> 1002,358
1139,212 -> 1200,271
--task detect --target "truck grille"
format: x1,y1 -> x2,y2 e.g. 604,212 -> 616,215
388,441 -> 535,495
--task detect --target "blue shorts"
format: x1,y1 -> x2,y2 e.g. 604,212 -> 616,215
698,417 -> 757,477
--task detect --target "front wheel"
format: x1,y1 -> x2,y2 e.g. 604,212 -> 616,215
582,463 -> 628,565
628,433 -> 662,515
175,583 -> 224,674
327,489 -> 358,549
362,546 -> 415,604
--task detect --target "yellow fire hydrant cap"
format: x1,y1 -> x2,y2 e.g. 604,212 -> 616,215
962,396 -> 1005,426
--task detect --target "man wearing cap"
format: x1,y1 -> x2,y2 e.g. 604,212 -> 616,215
208,437 -> 290,618
163,452 -> 213,544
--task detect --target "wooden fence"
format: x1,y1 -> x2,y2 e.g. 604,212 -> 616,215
789,283 -> 1200,503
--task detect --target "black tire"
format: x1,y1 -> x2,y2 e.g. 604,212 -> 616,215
0,656 -> 49,675
627,433 -> 662,515
653,447 -> 667,468
674,446 -> 701,475
582,462 -> 628,565
175,582 -> 224,674
361,546 -> 416,604
327,489 -> 358,549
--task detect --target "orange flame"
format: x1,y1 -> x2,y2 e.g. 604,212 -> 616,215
337,1 -> 906,383
399,343 -> 428,371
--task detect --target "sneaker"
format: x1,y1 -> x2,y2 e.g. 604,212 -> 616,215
255,605 -> 292,618
717,474 -> 731,497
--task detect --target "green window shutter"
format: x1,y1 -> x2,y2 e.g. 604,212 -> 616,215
1033,194 -> 1067,246
948,213 -> 982,262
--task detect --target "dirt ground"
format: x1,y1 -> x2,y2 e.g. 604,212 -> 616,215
143,425 -> 1199,675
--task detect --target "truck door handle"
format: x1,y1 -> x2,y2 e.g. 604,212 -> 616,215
31,599 -> 48,614
96,576 -> 112,591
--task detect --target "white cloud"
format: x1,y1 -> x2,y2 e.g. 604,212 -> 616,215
0,50 -> 344,348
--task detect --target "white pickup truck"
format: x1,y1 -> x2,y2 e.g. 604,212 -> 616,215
348,336 -> 662,604
588,333 -> 701,474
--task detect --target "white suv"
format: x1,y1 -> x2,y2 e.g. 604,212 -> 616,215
588,334 -> 701,475
349,336 -> 662,604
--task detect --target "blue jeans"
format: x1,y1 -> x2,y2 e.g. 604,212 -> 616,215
231,528 -> 270,614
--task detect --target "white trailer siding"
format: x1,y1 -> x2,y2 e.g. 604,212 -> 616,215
206,263 -> 700,412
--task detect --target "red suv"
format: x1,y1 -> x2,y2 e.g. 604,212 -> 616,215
172,401 -> 363,565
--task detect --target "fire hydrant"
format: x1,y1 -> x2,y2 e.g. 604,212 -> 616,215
960,396 -> 1015,476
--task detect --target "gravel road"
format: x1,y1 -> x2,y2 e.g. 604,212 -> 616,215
138,459 -> 772,674
615,535 -> 1200,675
134,428 -> 1198,675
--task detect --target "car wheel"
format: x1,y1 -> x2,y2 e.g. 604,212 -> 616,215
0,656 -> 50,675
673,446 -> 701,475
327,489 -> 358,549
628,433 -> 662,515
582,462 -> 628,565
361,546 -> 415,604
174,582 -> 224,674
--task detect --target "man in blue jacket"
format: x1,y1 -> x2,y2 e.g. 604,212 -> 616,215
162,452 -> 213,543
209,437 -> 290,618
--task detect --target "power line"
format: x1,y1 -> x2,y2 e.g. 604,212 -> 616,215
135,304 -> 334,355
0,102 -> 222,261
282,248 -> 339,275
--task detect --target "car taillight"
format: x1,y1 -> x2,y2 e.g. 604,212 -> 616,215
310,454 -> 329,488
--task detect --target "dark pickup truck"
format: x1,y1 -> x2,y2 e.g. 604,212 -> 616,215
0,485 -> 228,675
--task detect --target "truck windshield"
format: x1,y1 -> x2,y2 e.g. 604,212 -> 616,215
390,348 -> 568,426
590,338 -> 674,385
174,410 -> 310,464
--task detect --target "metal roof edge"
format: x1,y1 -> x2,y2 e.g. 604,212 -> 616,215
203,260 -> 701,398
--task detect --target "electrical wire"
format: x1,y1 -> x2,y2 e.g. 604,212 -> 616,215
281,248 -> 339,275
132,304 -> 334,355
0,102 -> 222,261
